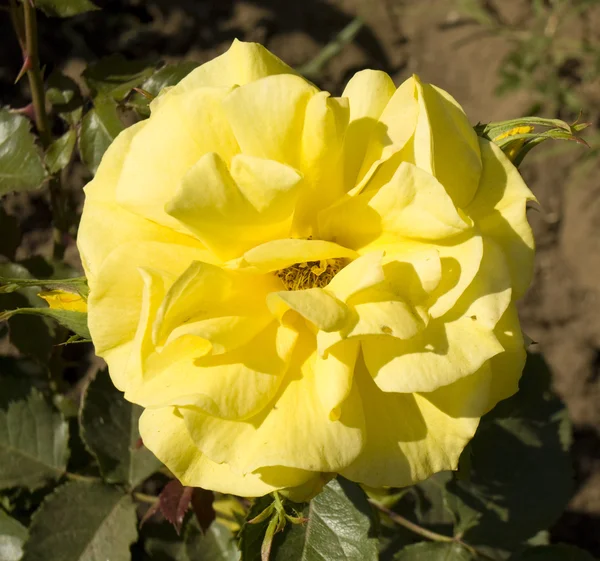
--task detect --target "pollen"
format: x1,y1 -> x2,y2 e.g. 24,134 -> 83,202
275,258 -> 347,291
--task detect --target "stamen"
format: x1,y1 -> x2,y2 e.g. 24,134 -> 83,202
276,258 -> 347,291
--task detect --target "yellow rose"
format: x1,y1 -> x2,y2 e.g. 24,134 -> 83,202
77,40 -> 535,498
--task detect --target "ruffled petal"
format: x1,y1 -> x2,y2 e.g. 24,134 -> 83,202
127,322 -> 292,420
267,288 -> 349,332
222,74 -> 317,168
363,312 -> 503,394
239,238 -> 356,272
181,328 -> 365,474
116,87 -> 239,232
412,78 -> 482,208
294,93 -> 349,235
314,340 -> 359,421
165,152 -> 302,260
340,357 -> 485,487
341,70 -> 397,188
140,406 -> 316,497
87,241 -> 211,389
78,122 -> 201,281
466,138 -> 536,299
355,76 -> 419,187
319,161 -> 469,250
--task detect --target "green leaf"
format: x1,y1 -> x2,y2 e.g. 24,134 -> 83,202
393,542 -> 473,560
22,481 -> 137,561
510,545 -> 597,560
46,72 -> 84,125
0,110 -> 47,195
450,354 -> 573,548
0,390 -> 69,490
0,508 -> 28,561
45,129 -> 76,174
79,370 -> 161,487
79,98 -> 124,174
83,55 -> 156,101
270,478 -> 378,561
186,521 -> 240,561
0,307 -> 90,339
129,61 -> 199,117
34,0 -> 99,18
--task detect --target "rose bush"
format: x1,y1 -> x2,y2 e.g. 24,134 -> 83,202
78,39 -> 535,499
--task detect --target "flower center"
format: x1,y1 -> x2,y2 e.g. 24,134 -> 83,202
276,258 -> 347,291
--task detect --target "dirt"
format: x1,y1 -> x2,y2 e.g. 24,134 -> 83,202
1,0 -> 600,552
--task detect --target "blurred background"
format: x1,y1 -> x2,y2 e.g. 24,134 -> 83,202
1,0 -> 599,553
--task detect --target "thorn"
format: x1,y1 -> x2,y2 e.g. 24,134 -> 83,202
15,54 -> 32,84
134,437 -> 144,449
11,103 -> 36,121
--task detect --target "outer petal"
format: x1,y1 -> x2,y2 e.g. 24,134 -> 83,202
239,239 -> 356,272
87,241 -> 211,389
181,329 -> 365,474
486,304 -> 527,411
466,138 -> 536,299
116,87 -> 239,232
78,122 -> 201,281
341,70 -> 397,188
140,406 -> 317,497
166,39 -> 296,94
165,152 -> 302,260
412,78 -> 482,208
340,357 -> 486,487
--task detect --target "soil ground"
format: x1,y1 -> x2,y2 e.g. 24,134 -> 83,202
1,0 -> 599,553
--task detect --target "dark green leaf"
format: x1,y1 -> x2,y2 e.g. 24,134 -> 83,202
22,481 -> 137,561
0,208 -> 21,260
510,544 -> 597,561
238,496 -> 272,561
79,98 -> 124,174
34,0 -> 99,18
450,354 -> 573,548
45,129 -> 76,174
393,542 -> 473,560
186,521 -> 239,561
271,478 -> 378,561
0,307 -> 89,339
0,390 -> 69,490
0,508 -> 28,561
0,110 -> 47,195
79,370 -> 161,487
129,62 -> 199,117
46,72 -> 84,125
83,55 -> 156,101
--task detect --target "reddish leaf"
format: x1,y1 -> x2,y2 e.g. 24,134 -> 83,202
159,480 -> 193,534
191,488 -> 216,533
134,437 -> 144,450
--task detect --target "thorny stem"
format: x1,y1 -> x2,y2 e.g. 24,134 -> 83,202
13,0 -> 67,260
22,0 -> 50,147
369,500 -> 497,561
